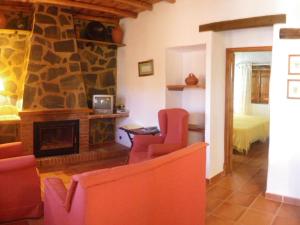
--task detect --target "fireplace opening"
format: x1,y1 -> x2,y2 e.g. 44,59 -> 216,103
34,120 -> 79,158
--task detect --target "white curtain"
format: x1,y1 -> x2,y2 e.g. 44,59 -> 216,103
234,63 -> 252,114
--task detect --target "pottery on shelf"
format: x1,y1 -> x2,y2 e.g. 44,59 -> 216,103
185,73 -> 199,85
86,21 -> 108,41
112,25 -> 124,44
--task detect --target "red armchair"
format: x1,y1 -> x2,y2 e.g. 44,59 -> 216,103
129,108 -> 189,163
0,142 -> 43,223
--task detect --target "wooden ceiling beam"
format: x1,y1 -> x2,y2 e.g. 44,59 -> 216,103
73,14 -> 119,25
199,14 -> 286,32
113,0 -> 152,10
15,0 -> 138,18
280,28 -> 300,39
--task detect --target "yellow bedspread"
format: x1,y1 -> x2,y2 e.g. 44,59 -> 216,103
233,114 -> 269,153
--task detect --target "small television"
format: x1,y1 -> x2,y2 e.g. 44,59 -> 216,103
92,95 -> 114,114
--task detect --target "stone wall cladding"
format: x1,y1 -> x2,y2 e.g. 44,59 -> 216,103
89,118 -> 115,145
78,41 -> 116,108
23,4 -> 87,110
0,31 -> 30,109
76,19 -> 117,146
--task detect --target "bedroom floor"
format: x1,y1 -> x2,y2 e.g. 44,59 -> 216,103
206,141 -> 300,225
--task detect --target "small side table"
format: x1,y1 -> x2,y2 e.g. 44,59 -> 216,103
119,126 -> 160,147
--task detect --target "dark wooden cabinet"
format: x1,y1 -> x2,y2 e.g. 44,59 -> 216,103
251,66 -> 270,104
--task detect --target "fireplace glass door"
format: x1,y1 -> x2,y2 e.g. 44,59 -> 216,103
34,120 -> 79,157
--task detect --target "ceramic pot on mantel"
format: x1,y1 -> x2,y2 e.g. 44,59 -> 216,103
185,73 -> 199,85
112,25 -> 124,44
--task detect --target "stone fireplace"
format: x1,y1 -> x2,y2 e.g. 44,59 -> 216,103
0,4 -> 119,153
33,119 -> 79,157
19,109 -> 89,156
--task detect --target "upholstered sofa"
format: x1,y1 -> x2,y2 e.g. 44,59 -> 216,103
44,142 -> 207,225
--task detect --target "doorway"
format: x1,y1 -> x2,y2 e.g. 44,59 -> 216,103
224,46 -> 272,174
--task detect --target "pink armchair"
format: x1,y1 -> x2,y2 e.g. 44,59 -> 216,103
129,108 -> 189,163
44,142 -> 207,225
0,142 -> 43,223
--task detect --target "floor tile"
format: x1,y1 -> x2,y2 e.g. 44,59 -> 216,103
226,191 -> 257,207
238,182 -> 264,195
216,176 -> 244,191
272,216 -> 300,225
207,186 -> 233,200
237,209 -> 274,225
206,197 -> 224,212
206,215 -> 235,225
277,203 -> 300,219
212,202 -> 246,221
250,194 -> 281,214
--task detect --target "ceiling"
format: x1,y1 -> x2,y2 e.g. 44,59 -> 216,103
0,0 -> 176,24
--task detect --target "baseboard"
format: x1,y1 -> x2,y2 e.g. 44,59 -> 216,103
206,171 -> 225,185
265,192 -> 300,206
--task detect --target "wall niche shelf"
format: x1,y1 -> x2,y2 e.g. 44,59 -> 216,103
166,84 -> 205,91
188,124 -> 205,133
76,38 -> 126,47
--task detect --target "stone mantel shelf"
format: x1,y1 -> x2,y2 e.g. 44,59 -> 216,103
0,29 -> 31,35
19,108 -> 92,117
77,38 -> 126,47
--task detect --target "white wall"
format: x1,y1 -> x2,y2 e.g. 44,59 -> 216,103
116,0 -> 286,178
267,24 -> 300,199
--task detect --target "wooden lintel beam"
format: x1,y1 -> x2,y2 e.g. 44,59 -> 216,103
199,14 -> 286,32
73,14 -> 119,25
16,0 -> 137,18
0,5 -> 33,13
280,28 -> 300,39
114,0 -> 152,10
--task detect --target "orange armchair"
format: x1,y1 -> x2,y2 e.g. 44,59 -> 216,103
0,142 -> 43,223
129,108 -> 189,164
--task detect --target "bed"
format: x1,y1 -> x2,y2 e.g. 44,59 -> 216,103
233,114 -> 269,154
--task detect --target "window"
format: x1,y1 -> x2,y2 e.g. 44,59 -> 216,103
251,65 -> 270,104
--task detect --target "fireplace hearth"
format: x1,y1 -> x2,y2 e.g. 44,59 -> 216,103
34,120 -> 79,158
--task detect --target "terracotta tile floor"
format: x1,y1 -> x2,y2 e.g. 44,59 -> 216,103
206,141 -> 300,225
7,142 -> 300,225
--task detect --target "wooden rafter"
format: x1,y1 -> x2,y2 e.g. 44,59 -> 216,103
113,0 -> 152,10
14,0 -> 138,18
199,14 -> 286,32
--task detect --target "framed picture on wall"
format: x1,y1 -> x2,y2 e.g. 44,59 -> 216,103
138,59 -> 154,76
288,55 -> 300,75
287,79 -> 300,99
